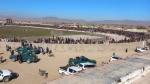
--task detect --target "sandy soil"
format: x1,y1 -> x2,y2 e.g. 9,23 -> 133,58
59,35 -> 103,40
133,72 -> 150,84
0,42 -> 143,84
20,26 -> 127,41
95,32 -> 129,41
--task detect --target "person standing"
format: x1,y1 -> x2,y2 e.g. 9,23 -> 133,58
125,48 -> 128,53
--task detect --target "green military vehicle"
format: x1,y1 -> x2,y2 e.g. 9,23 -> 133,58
68,56 -> 96,69
9,41 -> 39,63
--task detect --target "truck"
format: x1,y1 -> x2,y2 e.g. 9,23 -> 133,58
110,56 -> 122,61
59,65 -> 82,75
9,41 -> 39,63
10,52 -> 38,63
135,47 -> 148,53
0,69 -> 18,82
68,56 -> 96,69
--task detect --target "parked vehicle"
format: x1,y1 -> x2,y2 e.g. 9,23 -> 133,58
110,56 -> 122,61
69,56 -> 96,66
9,41 -> 39,63
135,47 -> 148,52
0,69 -> 18,82
10,53 -> 38,63
59,65 -> 82,75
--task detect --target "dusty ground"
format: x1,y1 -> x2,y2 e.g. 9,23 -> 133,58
48,51 -> 150,84
0,42 -> 143,84
59,35 -> 103,40
133,72 -> 150,84
131,54 -> 150,84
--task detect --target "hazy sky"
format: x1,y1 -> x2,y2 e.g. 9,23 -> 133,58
0,0 -> 150,21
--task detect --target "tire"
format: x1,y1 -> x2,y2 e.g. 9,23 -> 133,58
26,60 -> 31,64
3,76 -> 10,82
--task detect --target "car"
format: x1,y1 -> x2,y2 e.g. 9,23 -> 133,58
135,47 -> 148,53
110,56 -> 122,61
59,65 -> 82,75
0,69 -> 18,82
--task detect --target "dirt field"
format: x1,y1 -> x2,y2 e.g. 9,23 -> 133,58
133,72 -> 150,84
0,26 -> 86,38
0,42 -> 143,84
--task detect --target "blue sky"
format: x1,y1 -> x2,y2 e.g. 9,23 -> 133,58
0,0 -> 150,21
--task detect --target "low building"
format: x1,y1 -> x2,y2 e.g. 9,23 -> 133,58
6,18 -> 13,25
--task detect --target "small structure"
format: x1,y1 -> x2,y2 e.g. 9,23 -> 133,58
5,18 -> 13,25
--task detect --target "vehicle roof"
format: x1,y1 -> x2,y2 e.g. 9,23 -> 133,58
0,69 -> 11,75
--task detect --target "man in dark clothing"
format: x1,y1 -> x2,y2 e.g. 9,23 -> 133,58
11,50 -> 14,55
125,48 -> 128,53
46,47 -> 49,53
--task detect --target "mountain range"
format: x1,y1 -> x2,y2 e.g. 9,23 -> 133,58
0,15 -> 150,25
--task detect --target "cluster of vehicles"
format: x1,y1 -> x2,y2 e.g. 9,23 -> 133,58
59,56 -> 96,75
0,41 -> 40,82
1,41 -> 53,82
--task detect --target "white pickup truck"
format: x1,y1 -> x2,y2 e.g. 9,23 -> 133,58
59,66 -> 82,75
135,47 -> 148,52
0,69 -> 18,82
110,56 -> 123,62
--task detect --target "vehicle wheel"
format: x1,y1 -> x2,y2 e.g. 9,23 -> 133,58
3,76 -> 10,82
26,60 -> 31,64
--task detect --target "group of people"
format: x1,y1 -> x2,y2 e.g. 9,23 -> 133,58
33,36 -> 104,44
59,27 -> 150,42
1,26 -> 150,44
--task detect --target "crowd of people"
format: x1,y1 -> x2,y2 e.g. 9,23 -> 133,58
0,36 -> 104,44
1,26 -> 150,44
59,27 -> 150,42
33,36 -> 104,44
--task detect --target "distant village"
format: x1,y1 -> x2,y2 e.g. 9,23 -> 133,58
0,18 -> 150,32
